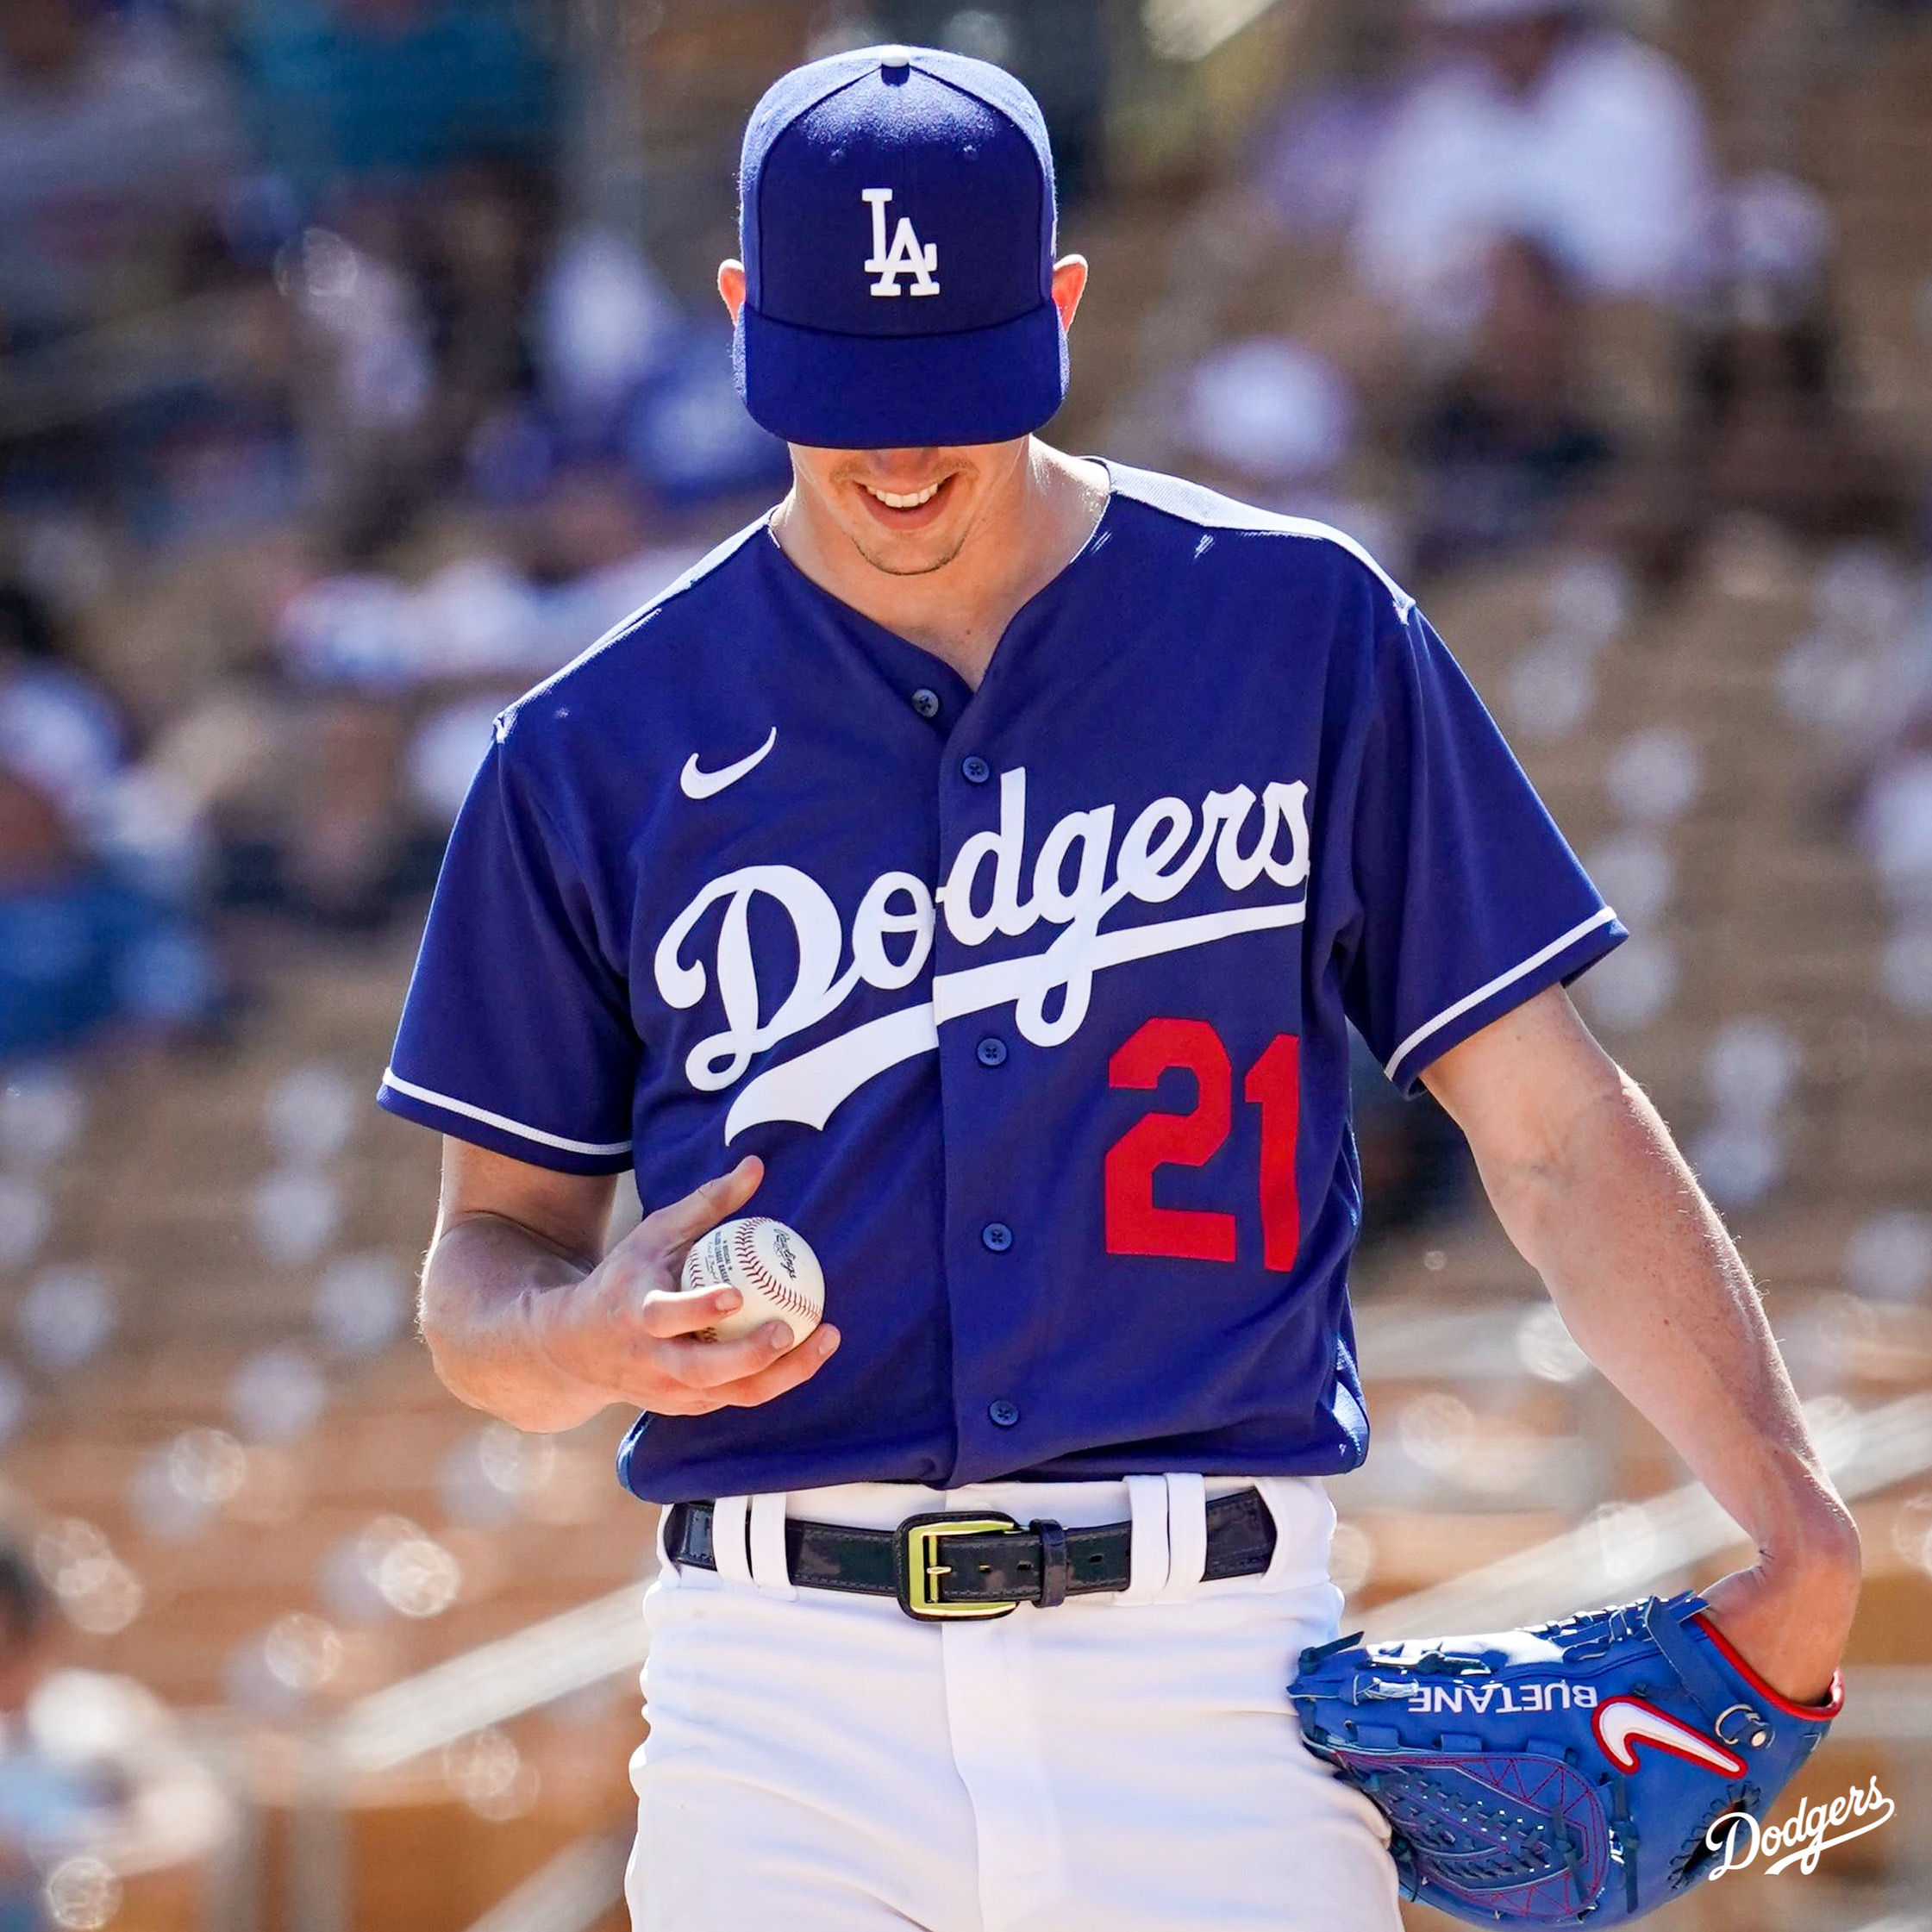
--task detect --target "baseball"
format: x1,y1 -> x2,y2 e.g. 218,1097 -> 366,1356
678,1216 -> 825,1347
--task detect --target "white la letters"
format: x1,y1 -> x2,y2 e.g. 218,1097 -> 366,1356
654,765 -> 1314,1136
863,188 -> 940,297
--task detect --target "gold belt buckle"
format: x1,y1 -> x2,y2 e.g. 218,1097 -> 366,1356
897,1511 -> 1022,1621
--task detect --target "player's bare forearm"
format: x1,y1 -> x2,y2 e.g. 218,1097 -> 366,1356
421,1204 -> 613,1432
418,1141 -> 841,1434
1423,987 -> 1860,1701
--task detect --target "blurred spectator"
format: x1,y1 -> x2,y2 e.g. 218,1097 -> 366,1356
417,156 -> 555,468
217,465 -> 703,928
0,0 -> 243,353
1848,563 -> 1932,922
1184,338 -> 1359,497
1681,175 -> 1914,546
109,252 -> 309,548
520,462 -> 706,638
274,222 -> 435,515
275,187 -> 706,523
222,520 -> 431,929
236,0 -> 557,206
0,1538 -> 56,1931
0,1538 -> 148,1932
1597,175 -> 1916,572
404,465 -> 707,823
531,226 -> 681,442
1862,735 -> 1932,911
0,582 -> 216,1058
1408,234 -> 1616,571
1250,3 -> 1409,244
1352,0 -> 1714,341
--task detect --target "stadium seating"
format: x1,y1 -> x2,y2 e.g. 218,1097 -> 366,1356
3,6 -> 1929,1929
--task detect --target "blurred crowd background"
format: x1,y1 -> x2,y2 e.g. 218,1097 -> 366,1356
0,2 -> 1929,1929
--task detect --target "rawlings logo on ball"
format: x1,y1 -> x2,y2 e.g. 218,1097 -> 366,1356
677,1216 -> 826,1348
1291,1593 -> 1841,1925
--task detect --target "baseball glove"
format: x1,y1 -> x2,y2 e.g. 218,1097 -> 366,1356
1289,1591 -> 1841,1924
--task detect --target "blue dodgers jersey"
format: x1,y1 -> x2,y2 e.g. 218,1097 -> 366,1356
379,466 -> 1624,1503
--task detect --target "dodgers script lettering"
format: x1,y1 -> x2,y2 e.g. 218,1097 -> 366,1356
1704,1776 -> 1895,1879
653,766 -> 1313,1140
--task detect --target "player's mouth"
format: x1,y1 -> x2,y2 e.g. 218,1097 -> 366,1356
851,472 -> 958,530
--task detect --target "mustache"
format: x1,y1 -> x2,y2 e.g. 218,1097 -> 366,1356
835,462 -> 968,489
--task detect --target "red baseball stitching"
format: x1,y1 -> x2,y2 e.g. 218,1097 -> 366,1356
728,1219 -> 818,1323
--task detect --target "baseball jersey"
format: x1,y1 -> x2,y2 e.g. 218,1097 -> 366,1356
379,465 -> 1624,1503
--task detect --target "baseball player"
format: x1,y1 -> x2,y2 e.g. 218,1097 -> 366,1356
380,46 -> 1860,1931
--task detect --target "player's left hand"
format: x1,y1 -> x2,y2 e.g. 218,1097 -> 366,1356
1697,1504 -> 1860,1705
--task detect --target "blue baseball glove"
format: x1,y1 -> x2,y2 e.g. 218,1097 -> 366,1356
1289,1592 -> 1841,1924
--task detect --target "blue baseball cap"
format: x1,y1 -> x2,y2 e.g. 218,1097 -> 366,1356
734,45 -> 1066,450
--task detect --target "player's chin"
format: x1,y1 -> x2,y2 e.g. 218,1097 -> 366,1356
846,508 -> 975,576
853,533 -> 971,578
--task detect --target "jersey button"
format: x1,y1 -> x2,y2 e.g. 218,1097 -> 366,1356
960,754 -> 991,785
910,687 -> 941,720
975,1035 -> 1007,1067
981,1221 -> 1013,1253
988,1399 -> 1021,1429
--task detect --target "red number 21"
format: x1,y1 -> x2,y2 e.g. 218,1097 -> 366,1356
1104,1018 -> 1300,1270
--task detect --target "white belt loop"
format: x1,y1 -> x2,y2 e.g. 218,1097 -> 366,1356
747,1493 -> 797,1598
1158,1473 -> 1208,1602
1259,1477 -> 1334,1584
1117,1475 -> 1171,1603
710,1495 -> 753,1586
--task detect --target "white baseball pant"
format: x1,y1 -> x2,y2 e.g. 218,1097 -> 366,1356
625,1472 -> 1403,1931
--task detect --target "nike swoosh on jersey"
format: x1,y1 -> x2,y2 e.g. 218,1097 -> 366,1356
681,728 -> 778,800
1593,1698 -> 1746,1777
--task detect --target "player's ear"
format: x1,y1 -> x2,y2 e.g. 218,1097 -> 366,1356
1050,255 -> 1089,333
718,260 -> 747,324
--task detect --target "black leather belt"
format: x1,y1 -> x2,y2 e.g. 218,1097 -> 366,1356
663,1487 -> 1278,1622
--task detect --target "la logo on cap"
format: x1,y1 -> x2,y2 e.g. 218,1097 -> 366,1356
734,44 -> 1066,445
863,188 -> 940,297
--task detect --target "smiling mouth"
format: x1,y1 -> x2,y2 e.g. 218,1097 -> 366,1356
851,472 -> 958,524
865,480 -> 943,509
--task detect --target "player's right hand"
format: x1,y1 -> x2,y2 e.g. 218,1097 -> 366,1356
531,1156 -> 841,1416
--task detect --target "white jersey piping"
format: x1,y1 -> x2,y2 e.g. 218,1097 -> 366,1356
1383,907 -> 1620,1080
380,1068 -> 633,1158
